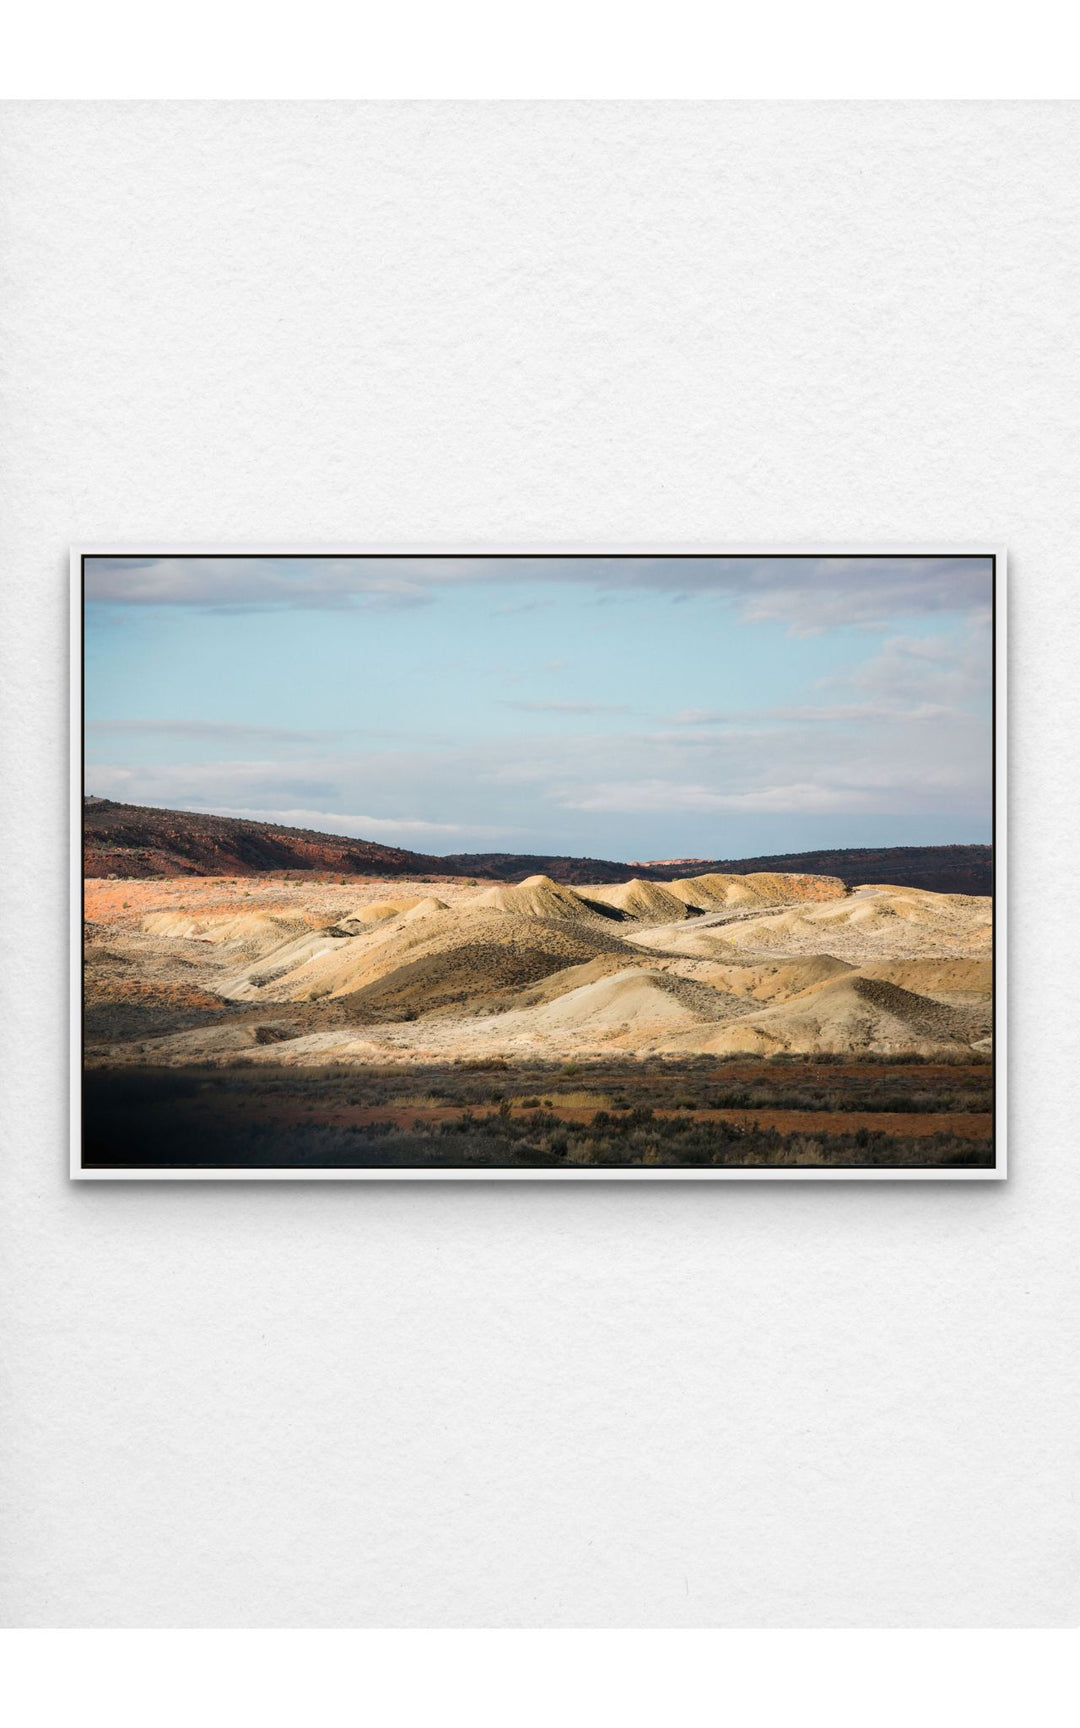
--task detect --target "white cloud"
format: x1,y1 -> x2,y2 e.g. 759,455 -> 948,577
84,552 -> 993,631
194,806 -> 502,839
665,702 -> 959,726
817,619 -> 993,719
559,780 -> 879,815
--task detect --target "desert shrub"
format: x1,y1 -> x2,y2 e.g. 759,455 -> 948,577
82,1057 -> 994,1172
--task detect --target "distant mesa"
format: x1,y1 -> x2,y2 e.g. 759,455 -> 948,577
627,856 -> 710,869
81,797 -> 501,884
83,799 -> 993,896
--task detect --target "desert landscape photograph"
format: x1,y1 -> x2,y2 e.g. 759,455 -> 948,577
77,551 -> 999,1176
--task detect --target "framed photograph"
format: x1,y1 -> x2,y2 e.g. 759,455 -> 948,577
72,547 -> 1003,1180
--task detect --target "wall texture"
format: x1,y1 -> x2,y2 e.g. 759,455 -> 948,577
1,101 -> 1077,1627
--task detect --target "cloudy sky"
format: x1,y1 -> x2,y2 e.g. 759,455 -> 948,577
84,554 -> 994,862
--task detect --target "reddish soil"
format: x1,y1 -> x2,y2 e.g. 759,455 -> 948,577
88,978 -> 225,1012
251,1100 -> 992,1140
83,798 -> 491,881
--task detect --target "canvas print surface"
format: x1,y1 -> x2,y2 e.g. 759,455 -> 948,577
75,551 -> 1000,1178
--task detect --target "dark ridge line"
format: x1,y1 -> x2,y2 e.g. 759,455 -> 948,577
82,798 -> 992,895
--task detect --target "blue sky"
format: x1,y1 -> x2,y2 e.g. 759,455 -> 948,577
84,555 -> 993,861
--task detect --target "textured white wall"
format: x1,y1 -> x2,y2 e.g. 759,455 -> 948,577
1,102 -> 1077,1627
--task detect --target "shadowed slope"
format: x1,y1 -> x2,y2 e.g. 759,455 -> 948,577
655,972 -> 987,1057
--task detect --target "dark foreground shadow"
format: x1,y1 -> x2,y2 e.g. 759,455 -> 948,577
81,1061 -> 995,1173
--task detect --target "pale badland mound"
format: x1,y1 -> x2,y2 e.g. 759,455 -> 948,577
856,958 -> 992,999
140,909 -> 310,950
655,972 -> 986,1059
668,871 -> 847,911
623,923 -> 746,962
710,887 -> 993,962
219,895 -> 634,1012
344,896 -> 435,925
577,879 -> 698,923
475,874 -> 606,923
87,867 -> 993,1066
701,954 -> 856,1002
527,968 -> 732,1033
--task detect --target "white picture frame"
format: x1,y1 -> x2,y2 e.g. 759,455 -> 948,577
71,544 -> 1005,1181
